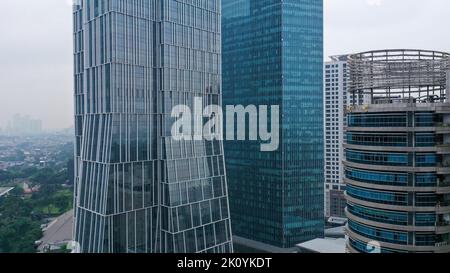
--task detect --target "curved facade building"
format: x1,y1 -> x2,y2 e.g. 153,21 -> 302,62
344,50 -> 450,253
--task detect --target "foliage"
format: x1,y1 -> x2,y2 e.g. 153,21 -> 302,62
0,197 -> 43,253
0,181 -> 73,253
0,141 -> 74,253
27,167 -> 68,185
0,166 -> 68,187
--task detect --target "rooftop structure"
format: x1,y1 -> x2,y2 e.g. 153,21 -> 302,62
296,238 -> 347,253
348,49 -> 449,105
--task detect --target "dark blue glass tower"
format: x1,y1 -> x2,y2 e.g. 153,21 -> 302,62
222,0 -> 324,249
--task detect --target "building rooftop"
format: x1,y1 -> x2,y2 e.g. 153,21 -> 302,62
328,216 -> 348,226
325,226 -> 346,238
296,238 -> 347,254
329,55 -> 349,62
0,187 -> 14,197
233,236 -> 298,253
37,209 -> 73,252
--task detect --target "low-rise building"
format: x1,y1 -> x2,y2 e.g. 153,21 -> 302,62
0,187 -> 14,198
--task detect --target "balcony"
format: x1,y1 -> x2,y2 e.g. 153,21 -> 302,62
435,220 -> 450,234
436,122 -> 450,128
436,201 -> 450,214
436,221 -> 450,227
435,241 -> 449,247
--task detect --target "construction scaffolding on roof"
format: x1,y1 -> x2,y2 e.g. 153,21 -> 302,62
348,49 -> 450,105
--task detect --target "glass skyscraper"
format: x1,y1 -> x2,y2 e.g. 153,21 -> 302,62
222,0 -> 324,249
73,0 -> 233,253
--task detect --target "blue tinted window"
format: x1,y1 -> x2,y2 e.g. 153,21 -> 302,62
415,133 -> 436,147
348,113 -> 407,127
347,133 -> 407,147
346,150 -> 410,166
349,238 -> 406,253
349,220 -> 408,245
415,112 -> 435,127
415,173 -> 437,187
347,185 -> 408,206
348,203 -> 408,226
415,193 -> 437,207
415,153 -> 437,167
345,168 -> 408,186
415,213 -> 436,226
415,233 -> 436,246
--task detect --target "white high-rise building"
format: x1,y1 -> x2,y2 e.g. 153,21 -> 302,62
324,55 -> 349,219
324,55 -> 371,219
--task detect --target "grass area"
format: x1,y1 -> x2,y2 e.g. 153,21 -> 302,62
54,189 -> 72,198
38,204 -> 61,215
36,189 -> 73,215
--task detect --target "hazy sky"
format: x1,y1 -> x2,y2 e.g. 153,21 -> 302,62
0,0 -> 450,130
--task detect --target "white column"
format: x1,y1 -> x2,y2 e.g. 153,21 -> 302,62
447,71 -> 450,102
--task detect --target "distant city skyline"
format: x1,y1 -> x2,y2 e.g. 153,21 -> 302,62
1,0 -> 450,129
5,114 -> 42,135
